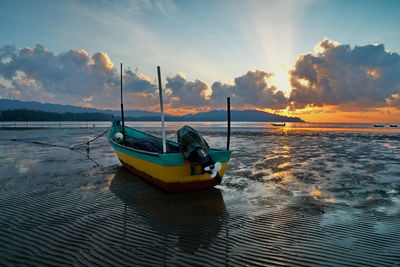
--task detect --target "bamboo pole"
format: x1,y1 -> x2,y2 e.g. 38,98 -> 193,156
120,63 -> 125,143
227,97 -> 231,150
157,66 -> 167,154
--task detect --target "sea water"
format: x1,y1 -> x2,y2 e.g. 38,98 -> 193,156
0,122 -> 399,266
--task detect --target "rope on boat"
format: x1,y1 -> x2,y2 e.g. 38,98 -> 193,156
70,129 -> 109,149
9,129 -> 109,167
10,139 -> 71,149
10,129 -> 109,150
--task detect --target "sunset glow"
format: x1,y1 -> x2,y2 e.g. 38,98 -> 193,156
1,1 -> 400,123
2,2 -> 400,265
288,106 -> 400,123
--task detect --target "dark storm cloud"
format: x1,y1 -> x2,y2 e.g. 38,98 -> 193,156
210,70 -> 289,109
289,38 -> 400,109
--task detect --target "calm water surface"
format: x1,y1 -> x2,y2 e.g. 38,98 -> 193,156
0,122 -> 399,266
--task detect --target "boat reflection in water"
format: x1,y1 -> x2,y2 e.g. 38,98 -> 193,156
109,167 -> 227,254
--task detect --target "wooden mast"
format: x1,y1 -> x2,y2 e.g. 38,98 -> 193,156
227,97 -> 231,150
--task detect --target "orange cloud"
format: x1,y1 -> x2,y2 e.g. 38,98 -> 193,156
364,68 -> 380,78
164,106 -> 212,116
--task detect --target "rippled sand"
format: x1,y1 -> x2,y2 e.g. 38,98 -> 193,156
1,126 -> 400,266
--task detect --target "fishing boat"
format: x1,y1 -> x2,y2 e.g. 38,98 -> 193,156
272,122 -> 286,127
374,124 -> 384,127
390,124 -> 398,127
108,65 -> 232,192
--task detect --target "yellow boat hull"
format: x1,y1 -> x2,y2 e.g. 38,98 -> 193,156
115,150 -> 227,183
115,150 -> 227,192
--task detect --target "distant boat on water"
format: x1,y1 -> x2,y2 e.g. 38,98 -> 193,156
390,124 -> 398,127
272,123 -> 286,127
374,124 -> 384,127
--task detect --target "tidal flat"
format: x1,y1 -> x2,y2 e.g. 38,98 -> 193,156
1,123 -> 400,266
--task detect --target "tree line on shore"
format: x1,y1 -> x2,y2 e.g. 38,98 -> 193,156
0,109 -> 181,121
0,109 -> 114,121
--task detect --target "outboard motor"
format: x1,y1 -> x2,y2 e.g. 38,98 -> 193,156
177,125 -> 221,179
112,118 -> 121,127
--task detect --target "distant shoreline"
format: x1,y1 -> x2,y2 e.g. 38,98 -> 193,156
0,109 -> 304,123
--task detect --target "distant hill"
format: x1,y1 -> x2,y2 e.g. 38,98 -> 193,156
0,99 -> 163,118
0,99 -> 304,122
181,110 -> 303,122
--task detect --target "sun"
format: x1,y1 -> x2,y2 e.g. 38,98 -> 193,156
267,64 -> 291,96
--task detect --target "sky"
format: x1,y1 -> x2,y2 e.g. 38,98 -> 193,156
1,0 -> 400,122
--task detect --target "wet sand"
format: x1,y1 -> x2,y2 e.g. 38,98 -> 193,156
1,126 -> 400,266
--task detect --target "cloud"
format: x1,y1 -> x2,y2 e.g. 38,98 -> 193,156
0,44 -> 158,108
0,45 -> 291,111
124,69 -> 156,93
386,93 -> 400,108
4,40 -> 400,115
290,38 -> 400,110
164,70 -> 290,111
165,74 -> 208,108
0,84 -> 6,98
210,70 -> 289,109
164,71 -> 289,111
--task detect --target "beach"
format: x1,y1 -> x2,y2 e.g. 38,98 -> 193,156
1,123 -> 399,266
